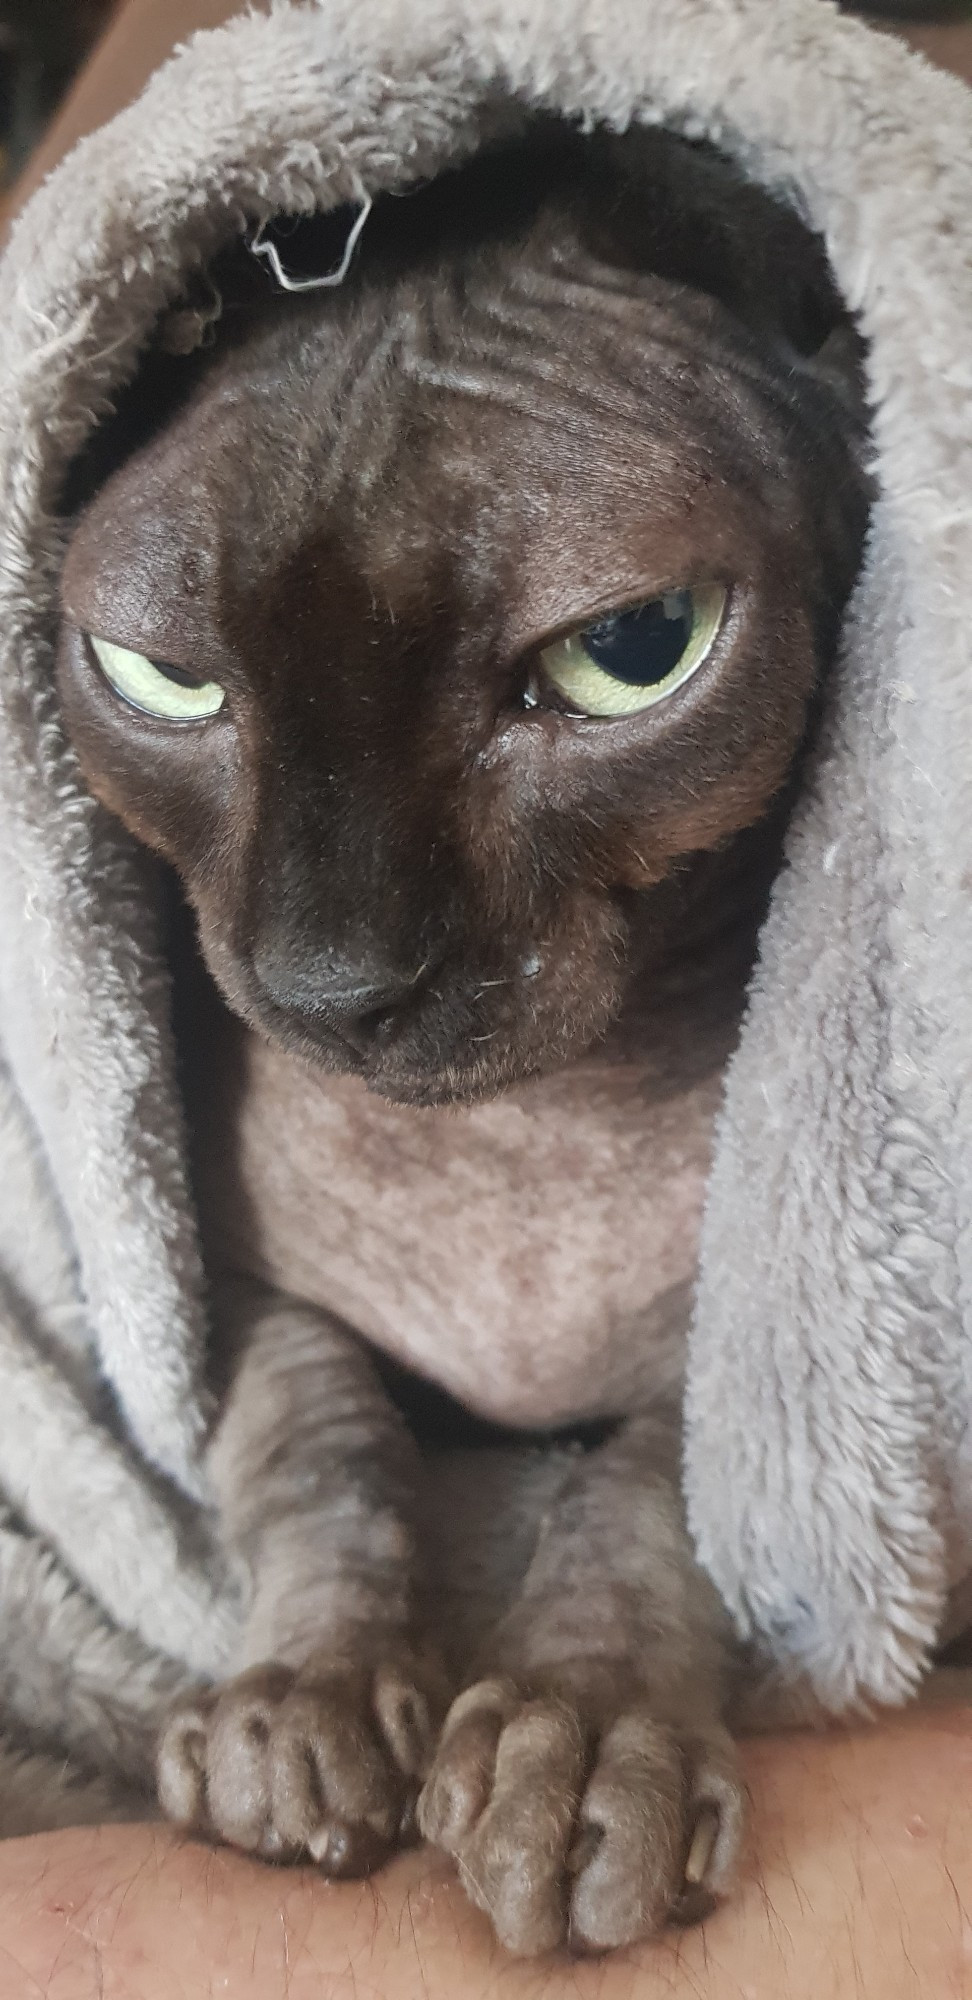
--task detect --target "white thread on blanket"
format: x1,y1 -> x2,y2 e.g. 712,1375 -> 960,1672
248,194 -> 373,294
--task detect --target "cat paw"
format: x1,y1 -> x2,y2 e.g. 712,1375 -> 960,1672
417,1676 -> 743,1956
158,1646 -> 449,1875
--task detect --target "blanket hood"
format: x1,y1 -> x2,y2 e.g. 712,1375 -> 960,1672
0,0 -> 971,1822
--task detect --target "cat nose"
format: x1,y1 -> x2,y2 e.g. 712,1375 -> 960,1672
254,950 -> 432,1054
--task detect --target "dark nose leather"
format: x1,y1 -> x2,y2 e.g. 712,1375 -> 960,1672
254,951 -> 430,1054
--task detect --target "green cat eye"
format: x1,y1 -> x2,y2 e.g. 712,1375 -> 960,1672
87,635 -> 226,720
537,584 -> 727,718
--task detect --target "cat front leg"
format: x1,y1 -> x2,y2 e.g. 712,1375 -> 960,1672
157,1282 -> 450,1875
418,1405 -> 743,1955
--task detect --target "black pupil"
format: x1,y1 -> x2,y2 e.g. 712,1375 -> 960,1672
153,658 -> 201,688
582,593 -> 693,686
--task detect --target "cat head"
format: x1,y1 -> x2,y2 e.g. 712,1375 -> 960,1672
58,131 -> 869,1105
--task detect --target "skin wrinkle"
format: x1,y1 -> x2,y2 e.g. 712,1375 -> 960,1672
53,130 -> 870,1955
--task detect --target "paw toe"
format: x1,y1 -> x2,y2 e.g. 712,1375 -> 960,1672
157,1695 -> 215,1827
158,1651 -> 445,1874
420,1682 -> 745,1958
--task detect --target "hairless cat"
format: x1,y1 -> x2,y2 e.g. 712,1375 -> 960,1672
57,130 -> 870,1955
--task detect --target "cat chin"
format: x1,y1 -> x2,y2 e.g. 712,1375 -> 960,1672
361,1051 -> 545,1110
362,1005 -> 621,1106
298,1028 -> 567,1110
257,1005 -> 591,1109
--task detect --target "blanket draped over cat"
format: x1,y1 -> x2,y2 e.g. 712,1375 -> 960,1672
0,0 -> 969,1834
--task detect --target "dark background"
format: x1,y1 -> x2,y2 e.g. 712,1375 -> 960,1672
0,2 -> 112,189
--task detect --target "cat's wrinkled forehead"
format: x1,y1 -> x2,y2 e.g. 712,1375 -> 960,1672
69,201 -> 819,653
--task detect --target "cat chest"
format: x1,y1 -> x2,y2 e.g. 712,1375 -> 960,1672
190,1019 -> 724,1428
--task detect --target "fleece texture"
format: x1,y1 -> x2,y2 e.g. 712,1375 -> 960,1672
0,0 -> 970,1829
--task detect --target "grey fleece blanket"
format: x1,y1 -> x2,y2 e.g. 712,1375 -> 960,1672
0,0 -> 970,1835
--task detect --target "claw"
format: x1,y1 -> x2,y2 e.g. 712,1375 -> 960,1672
684,1806 -> 719,1886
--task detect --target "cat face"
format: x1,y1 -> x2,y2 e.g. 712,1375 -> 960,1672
57,140 -> 868,1106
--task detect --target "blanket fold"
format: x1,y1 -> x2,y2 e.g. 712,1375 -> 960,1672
0,0 -> 970,1830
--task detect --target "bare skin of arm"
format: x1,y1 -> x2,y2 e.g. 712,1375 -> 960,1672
3,1704 -> 972,1998
2,5 -> 972,1995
